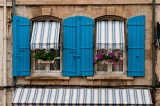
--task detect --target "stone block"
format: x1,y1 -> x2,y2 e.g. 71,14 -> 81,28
42,8 -> 51,15
106,7 -> 115,15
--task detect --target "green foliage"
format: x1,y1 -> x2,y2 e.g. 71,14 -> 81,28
33,50 -> 58,61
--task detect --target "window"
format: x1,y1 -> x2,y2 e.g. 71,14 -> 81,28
94,16 -> 127,75
30,16 -> 63,76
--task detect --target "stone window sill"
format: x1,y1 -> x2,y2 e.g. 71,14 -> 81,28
87,76 -> 133,80
25,76 -> 70,81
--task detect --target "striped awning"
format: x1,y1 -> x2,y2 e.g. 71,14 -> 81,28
12,88 -> 152,105
31,22 -> 60,50
96,21 -> 125,50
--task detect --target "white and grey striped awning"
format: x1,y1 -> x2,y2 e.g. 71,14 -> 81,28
31,22 -> 60,50
96,21 -> 125,50
12,88 -> 152,105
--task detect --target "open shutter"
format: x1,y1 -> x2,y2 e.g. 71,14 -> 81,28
13,16 -> 31,76
127,15 -> 145,77
63,17 -> 77,76
78,16 -> 94,76
63,16 -> 94,76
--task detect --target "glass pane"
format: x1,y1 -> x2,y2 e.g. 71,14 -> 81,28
112,62 -> 123,72
50,59 -> 60,70
112,50 -> 123,57
97,49 -> 108,54
97,63 -> 108,71
112,50 -> 123,72
35,59 -> 45,70
97,49 -> 108,72
50,48 -> 60,57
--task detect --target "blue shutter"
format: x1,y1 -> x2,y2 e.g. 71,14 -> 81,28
63,16 -> 77,76
78,16 -> 94,76
13,16 -> 31,76
127,15 -> 145,77
63,16 -> 94,76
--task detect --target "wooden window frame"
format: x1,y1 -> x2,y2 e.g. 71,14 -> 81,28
94,15 -> 127,76
30,16 -> 63,76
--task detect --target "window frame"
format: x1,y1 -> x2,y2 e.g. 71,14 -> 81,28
30,16 -> 63,76
93,15 -> 127,76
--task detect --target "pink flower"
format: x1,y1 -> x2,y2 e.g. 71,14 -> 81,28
118,53 -> 122,55
96,54 -> 100,58
102,51 -> 104,53
105,60 -> 108,62
113,63 -> 116,65
93,59 -> 96,63
116,57 -> 118,59
118,63 -> 121,65
110,60 -> 113,62
100,54 -> 102,59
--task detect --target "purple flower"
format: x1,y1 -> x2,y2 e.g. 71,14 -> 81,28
116,57 -> 118,59
113,63 -> 116,65
102,51 -> 104,53
99,54 -> 102,59
119,59 -> 123,62
108,53 -> 113,55
110,60 -> 113,62
118,53 -> 122,55
96,54 -> 100,58
93,59 -> 96,63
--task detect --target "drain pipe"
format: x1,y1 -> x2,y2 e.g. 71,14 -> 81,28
12,0 -> 15,87
152,0 -> 156,105
3,0 -> 7,105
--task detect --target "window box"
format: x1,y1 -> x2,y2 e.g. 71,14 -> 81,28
101,60 -> 114,64
38,59 -> 55,64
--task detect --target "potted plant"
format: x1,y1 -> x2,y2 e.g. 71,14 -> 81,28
93,51 -> 123,65
32,50 -> 58,64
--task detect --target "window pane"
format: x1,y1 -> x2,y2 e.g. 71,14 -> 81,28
50,48 -> 60,57
112,62 -> 123,72
112,50 -> 123,72
112,50 -> 123,57
50,59 -> 60,70
97,49 -> 108,54
97,49 -> 108,72
97,63 -> 108,71
35,59 -> 45,70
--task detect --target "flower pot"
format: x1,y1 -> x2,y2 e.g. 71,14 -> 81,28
38,59 -> 55,64
101,60 -> 114,64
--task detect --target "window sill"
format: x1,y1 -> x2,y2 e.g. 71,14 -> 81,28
25,76 -> 70,81
87,76 -> 133,80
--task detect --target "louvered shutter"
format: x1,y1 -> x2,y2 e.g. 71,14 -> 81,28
63,16 -> 94,76
13,16 -> 31,76
127,15 -> 145,77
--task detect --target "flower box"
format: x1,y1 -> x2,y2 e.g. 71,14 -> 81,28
101,60 -> 114,64
38,59 -> 55,64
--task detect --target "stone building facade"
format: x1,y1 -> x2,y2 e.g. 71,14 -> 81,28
0,0 -> 160,105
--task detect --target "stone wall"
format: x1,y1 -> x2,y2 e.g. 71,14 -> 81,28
0,1 -> 159,106
155,4 -> 160,106
13,5 -> 153,86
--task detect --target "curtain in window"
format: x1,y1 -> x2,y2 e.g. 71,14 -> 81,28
96,21 -> 125,50
31,22 -> 60,50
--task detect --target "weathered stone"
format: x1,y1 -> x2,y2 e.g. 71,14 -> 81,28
42,8 -> 51,15
106,7 -> 115,15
